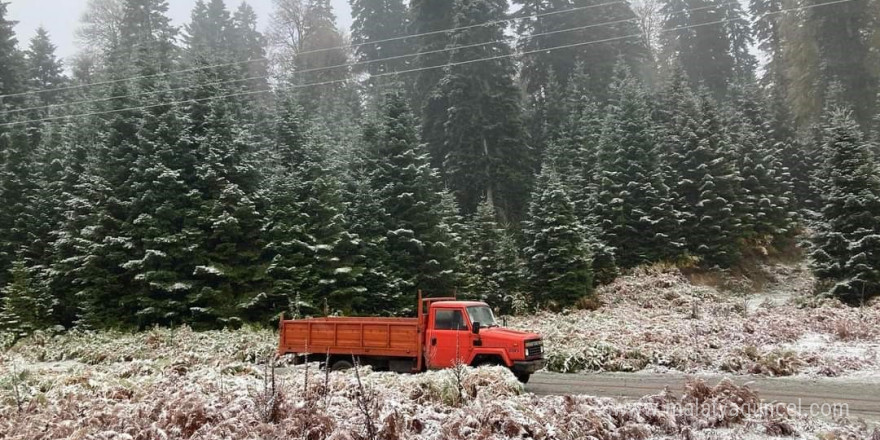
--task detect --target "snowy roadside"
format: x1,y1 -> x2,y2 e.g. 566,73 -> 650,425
510,263 -> 880,379
2,356 -> 878,439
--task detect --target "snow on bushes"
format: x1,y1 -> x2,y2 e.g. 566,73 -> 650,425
512,263 -> 880,377
1,321 -> 878,439
2,354 -> 877,439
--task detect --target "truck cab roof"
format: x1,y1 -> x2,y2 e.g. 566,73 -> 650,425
430,300 -> 489,308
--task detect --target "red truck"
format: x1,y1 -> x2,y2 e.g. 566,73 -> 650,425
277,292 -> 544,383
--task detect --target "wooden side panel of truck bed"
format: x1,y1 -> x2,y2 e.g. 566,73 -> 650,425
278,317 -> 421,358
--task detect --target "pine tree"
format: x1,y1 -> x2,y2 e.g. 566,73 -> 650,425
462,200 -> 509,310
656,71 -> 743,267
350,0 -> 408,94
367,94 -> 458,306
230,2 -> 269,96
660,0 -> 740,97
595,64 -> 680,267
726,81 -> 796,247
408,0 -> 454,112
24,27 -> 66,107
424,0 -> 533,221
523,166 -> 593,309
810,109 -> 880,303
187,99 -> 264,327
0,127 -> 36,289
514,0 -> 648,100
260,99 -> 365,319
0,1 -> 24,102
805,0 -> 875,127
0,259 -> 53,337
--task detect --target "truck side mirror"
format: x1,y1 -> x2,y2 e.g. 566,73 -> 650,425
472,321 -> 481,334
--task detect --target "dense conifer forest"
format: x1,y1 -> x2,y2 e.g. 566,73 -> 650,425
0,0 -> 879,334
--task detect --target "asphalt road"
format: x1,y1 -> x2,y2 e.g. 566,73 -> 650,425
527,371 -> 880,422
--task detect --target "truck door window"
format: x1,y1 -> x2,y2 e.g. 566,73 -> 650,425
434,309 -> 467,330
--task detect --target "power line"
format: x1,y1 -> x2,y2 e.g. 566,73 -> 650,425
0,0 -> 738,117
0,0 -> 856,129
0,0 -> 628,101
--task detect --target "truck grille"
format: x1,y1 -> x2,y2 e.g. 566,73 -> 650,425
525,340 -> 543,358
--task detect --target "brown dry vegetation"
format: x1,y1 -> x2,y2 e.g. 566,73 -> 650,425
1,352 -> 877,440
511,263 -> 880,377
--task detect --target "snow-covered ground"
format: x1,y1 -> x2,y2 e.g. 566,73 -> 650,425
510,263 -> 880,378
2,346 -> 877,439
2,264 -> 879,438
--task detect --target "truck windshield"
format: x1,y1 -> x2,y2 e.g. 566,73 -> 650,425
466,306 -> 497,327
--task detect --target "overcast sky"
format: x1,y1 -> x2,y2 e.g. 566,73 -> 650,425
7,0 -> 353,63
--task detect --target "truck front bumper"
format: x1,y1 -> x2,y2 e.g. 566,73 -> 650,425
511,359 -> 545,375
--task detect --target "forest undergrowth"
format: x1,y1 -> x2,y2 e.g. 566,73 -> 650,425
511,262 -> 880,377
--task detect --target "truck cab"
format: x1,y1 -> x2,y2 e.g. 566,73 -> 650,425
277,292 -> 544,383
422,299 -> 544,383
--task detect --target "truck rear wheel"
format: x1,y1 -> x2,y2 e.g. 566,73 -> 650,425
515,373 -> 531,384
330,360 -> 353,371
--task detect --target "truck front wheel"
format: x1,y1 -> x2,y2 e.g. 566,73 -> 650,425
330,360 -> 353,371
515,372 -> 531,384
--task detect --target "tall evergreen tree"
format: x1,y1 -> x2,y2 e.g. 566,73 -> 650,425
595,64 -> 680,267
514,0 -> 648,99
350,0 -> 408,93
660,0 -> 744,97
424,0 -> 533,221
462,200 -> 511,311
261,99 -> 364,319
0,1 -> 24,102
408,0 -> 454,112
367,94 -> 458,305
656,70 -> 743,266
726,81 -> 796,247
523,166 -> 593,308
810,109 -> 880,303
230,2 -> 269,96
116,0 -> 177,77
805,0 -> 875,127
24,27 -> 66,107
0,127 -> 35,289
0,259 -> 53,337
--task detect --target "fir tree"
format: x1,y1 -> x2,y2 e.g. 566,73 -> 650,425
726,81 -> 796,247
0,259 -> 54,337
408,0 -> 454,111
367,94 -> 458,305
0,1 -> 24,102
595,64 -> 680,267
344,171 -> 402,314
350,0 -> 408,93
656,71 -> 743,267
24,27 -> 66,107
230,2 -> 269,97
124,104 -> 200,327
261,99 -> 364,319
514,0 -> 648,99
462,200 -> 509,310
0,127 -> 36,289
424,0 -> 533,221
660,0 -> 740,97
810,109 -> 880,303
523,166 -> 593,308
188,99 -> 264,327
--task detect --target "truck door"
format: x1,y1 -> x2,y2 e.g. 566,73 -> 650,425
426,308 -> 472,368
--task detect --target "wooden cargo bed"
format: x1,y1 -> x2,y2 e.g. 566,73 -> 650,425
278,317 -> 421,358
